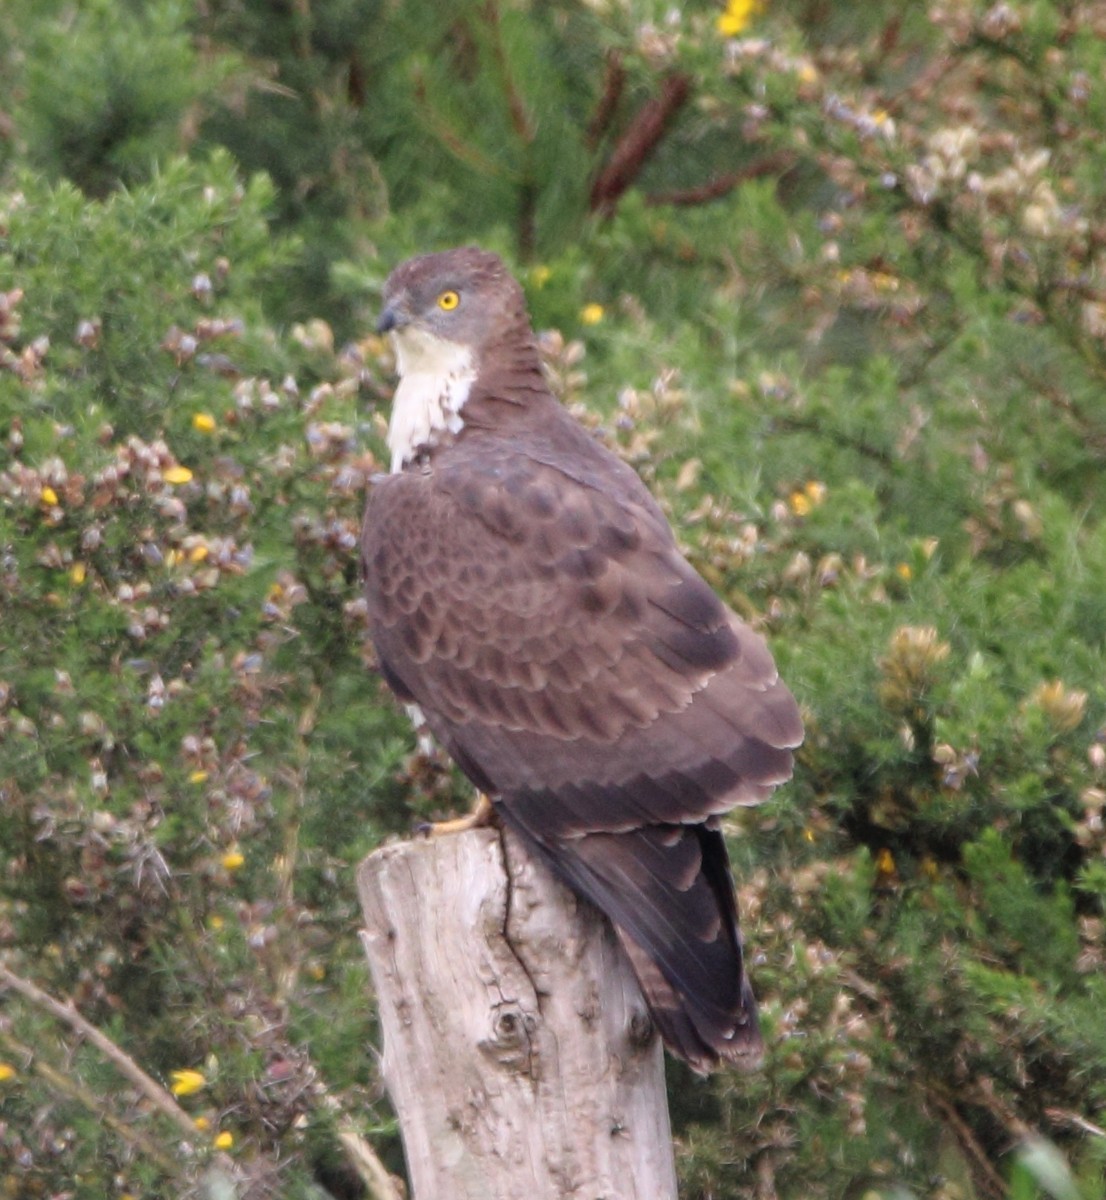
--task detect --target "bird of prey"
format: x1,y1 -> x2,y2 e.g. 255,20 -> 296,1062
362,247 -> 802,1072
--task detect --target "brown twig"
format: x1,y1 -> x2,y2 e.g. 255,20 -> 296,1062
482,0 -> 535,145
0,961 -> 201,1142
589,72 -> 691,217
878,14 -> 903,60
926,1085 -> 1009,1200
883,51 -> 962,118
0,1028 -> 184,1178
412,68 -> 510,179
317,1090 -> 405,1200
586,50 -> 626,150
645,150 -> 795,207
1044,1106 -> 1106,1139
477,0 -> 538,257
348,51 -> 367,109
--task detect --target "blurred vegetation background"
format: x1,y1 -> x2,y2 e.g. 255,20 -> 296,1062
1,0 -> 1105,1197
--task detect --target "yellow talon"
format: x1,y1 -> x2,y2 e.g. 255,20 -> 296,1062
421,793 -> 496,836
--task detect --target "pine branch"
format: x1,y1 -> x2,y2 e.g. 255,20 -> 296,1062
412,66 -> 512,179
481,0 -> 535,145
476,0 -> 537,256
589,72 -> 691,217
586,49 -> 625,150
645,150 -> 794,207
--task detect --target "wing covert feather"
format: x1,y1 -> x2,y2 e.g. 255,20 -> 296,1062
362,434 -> 801,827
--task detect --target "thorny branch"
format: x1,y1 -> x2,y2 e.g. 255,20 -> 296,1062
0,1028 -> 183,1177
0,959 -> 402,1198
0,960 -> 204,1142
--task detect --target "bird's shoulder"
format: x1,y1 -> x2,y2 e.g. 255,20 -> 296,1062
368,405 -> 671,558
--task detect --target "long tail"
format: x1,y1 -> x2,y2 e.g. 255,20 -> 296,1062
503,815 -> 761,1073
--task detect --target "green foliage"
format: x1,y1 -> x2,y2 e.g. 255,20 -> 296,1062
6,0 -> 228,196
2,1 -> 1106,1198
0,159 -> 409,1193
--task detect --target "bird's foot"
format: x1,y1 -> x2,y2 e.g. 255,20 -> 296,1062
416,792 -> 496,837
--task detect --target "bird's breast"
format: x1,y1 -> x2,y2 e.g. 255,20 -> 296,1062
387,329 -> 476,472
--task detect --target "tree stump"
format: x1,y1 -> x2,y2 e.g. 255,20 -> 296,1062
357,826 -> 678,1200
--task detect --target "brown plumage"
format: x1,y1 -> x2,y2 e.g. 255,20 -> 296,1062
362,247 -> 803,1072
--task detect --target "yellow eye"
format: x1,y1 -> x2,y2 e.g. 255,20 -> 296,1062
437,290 -> 460,311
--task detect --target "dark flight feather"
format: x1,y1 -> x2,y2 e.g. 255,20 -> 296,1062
363,247 -> 803,1072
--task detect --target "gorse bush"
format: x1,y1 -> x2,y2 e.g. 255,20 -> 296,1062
1,2 -> 1105,1198
0,155 -> 414,1195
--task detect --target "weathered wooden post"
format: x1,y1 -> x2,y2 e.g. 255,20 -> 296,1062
357,825 -> 679,1199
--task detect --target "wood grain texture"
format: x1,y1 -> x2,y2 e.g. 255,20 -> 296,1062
357,827 -> 678,1200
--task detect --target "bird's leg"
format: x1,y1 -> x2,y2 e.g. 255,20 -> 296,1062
420,792 -> 496,837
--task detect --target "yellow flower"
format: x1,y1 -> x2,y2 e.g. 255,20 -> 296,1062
189,769 -> 209,784
188,544 -> 209,563
0,1062 -> 16,1082
194,1116 -> 211,1131
209,914 -> 225,931
875,847 -> 896,876
170,1069 -> 207,1097
530,265 -> 551,288
895,562 -> 913,581
192,412 -> 217,433
1030,680 -> 1088,733
580,303 -> 605,326
803,480 -> 827,505
789,490 -> 812,517
716,0 -> 763,37
70,562 -> 87,585
796,62 -> 819,85
213,1131 -> 234,1150
222,850 -> 245,871
162,465 -> 194,485
40,486 -> 59,506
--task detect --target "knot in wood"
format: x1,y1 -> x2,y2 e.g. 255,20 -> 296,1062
479,1001 -> 538,1073
628,1008 -> 655,1050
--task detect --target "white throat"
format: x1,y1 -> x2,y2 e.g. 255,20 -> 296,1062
387,327 -> 476,473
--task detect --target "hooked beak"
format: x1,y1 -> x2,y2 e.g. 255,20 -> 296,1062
376,302 -> 410,335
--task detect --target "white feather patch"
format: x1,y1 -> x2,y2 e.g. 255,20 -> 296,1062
405,702 -> 436,755
387,327 -> 475,473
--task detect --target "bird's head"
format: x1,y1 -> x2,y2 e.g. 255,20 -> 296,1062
376,247 -> 531,372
